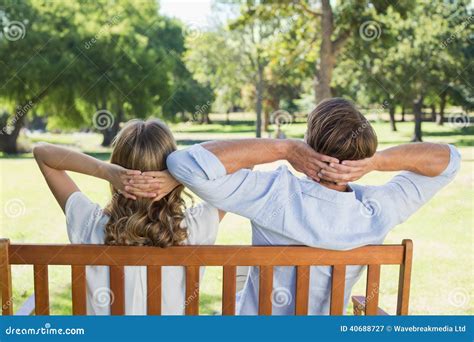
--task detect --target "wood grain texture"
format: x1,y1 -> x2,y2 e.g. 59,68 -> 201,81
9,245 -> 405,266
258,266 -> 273,315
109,266 -> 125,315
185,266 -> 200,315
71,265 -> 86,315
147,266 -> 162,315
0,239 -> 13,315
222,266 -> 236,315
295,266 -> 310,315
330,265 -> 346,315
33,265 -> 49,315
397,239 -> 413,315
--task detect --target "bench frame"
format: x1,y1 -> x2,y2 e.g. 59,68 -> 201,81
0,238 -> 412,316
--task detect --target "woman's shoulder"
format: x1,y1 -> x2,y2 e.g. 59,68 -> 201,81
65,192 -> 107,244
182,202 -> 220,245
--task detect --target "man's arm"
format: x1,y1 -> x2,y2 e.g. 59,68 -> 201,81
202,139 -> 338,180
166,139 -> 336,221
319,143 -> 451,183
324,143 -> 461,225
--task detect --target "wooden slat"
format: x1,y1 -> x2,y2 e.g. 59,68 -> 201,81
222,266 -> 236,315
258,266 -> 273,315
397,239 -> 413,315
351,295 -> 389,316
109,266 -> 125,315
185,266 -> 199,315
365,264 -> 381,315
147,266 -> 162,315
0,239 -> 13,315
330,265 -> 346,315
9,245 -> 406,266
33,265 -> 49,315
71,266 -> 86,315
295,266 -> 310,315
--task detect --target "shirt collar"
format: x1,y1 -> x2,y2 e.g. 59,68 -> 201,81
300,176 -> 356,203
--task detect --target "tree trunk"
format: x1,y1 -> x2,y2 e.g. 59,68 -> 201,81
389,105 -> 397,131
411,95 -> 424,142
101,104 -> 123,147
226,109 -> 230,125
401,105 -> 406,122
0,132 -> 20,154
200,111 -> 212,124
0,106 -> 27,154
0,90 -> 46,153
430,104 -> 436,122
437,91 -> 447,125
255,62 -> 264,138
314,0 -> 335,104
263,109 -> 270,133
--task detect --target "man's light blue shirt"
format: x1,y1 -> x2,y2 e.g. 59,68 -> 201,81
167,144 -> 460,315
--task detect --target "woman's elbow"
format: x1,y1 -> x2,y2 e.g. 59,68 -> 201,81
32,142 -> 50,160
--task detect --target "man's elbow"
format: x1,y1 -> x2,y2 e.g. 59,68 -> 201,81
166,150 -> 200,185
435,144 -> 461,178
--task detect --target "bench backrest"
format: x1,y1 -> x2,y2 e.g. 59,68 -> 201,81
0,239 -> 412,316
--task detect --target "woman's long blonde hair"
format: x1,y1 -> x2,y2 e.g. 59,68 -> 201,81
104,119 -> 187,247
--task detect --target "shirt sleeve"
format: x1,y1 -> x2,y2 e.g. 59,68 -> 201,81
167,144 -> 298,222
369,144 -> 461,225
184,202 -> 220,245
65,191 -> 103,244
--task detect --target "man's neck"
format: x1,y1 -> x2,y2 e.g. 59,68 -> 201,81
320,181 -> 349,192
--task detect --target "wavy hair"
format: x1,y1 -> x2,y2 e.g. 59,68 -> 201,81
104,119 -> 187,247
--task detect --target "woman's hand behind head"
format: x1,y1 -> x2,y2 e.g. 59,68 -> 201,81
103,163 -> 153,200
126,170 -> 181,201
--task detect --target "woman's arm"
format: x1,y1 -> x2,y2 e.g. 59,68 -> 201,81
33,143 -> 146,211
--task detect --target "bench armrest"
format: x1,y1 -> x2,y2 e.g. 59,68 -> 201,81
351,295 -> 389,316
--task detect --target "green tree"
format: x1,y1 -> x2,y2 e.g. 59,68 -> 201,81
0,0 -> 82,153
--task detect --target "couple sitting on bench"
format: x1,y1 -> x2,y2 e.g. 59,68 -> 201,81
33,98 -> 460,315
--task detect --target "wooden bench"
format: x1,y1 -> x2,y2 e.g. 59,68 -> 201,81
0,238 -> 412,316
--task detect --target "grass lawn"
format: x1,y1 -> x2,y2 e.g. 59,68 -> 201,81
1,117 -> 473,315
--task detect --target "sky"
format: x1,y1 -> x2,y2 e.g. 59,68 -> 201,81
160,0 -> 213,26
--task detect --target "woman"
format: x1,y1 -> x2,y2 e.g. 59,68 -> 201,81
33,119 -> 225,314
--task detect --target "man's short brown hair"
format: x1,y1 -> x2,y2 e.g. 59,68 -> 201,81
306,98 -> 378,161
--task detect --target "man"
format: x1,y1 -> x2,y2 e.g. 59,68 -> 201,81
147,98 -> 460,314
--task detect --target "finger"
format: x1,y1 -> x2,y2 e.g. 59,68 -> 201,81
307,170 -> 320,182
129,177 -> 160,185
341,159 -> 366,167
124,169 -> 142,176
120,191 -> 137,200
129,175 -> 156,180
329,163 -> 362,174
319,169 -> 351,181
128,190 -> 157,198
312,159 -> 338,173
142,171 -> 168,178
317,174 -> 340,184
316,153 -> 339,164
125,184 -> 160,193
